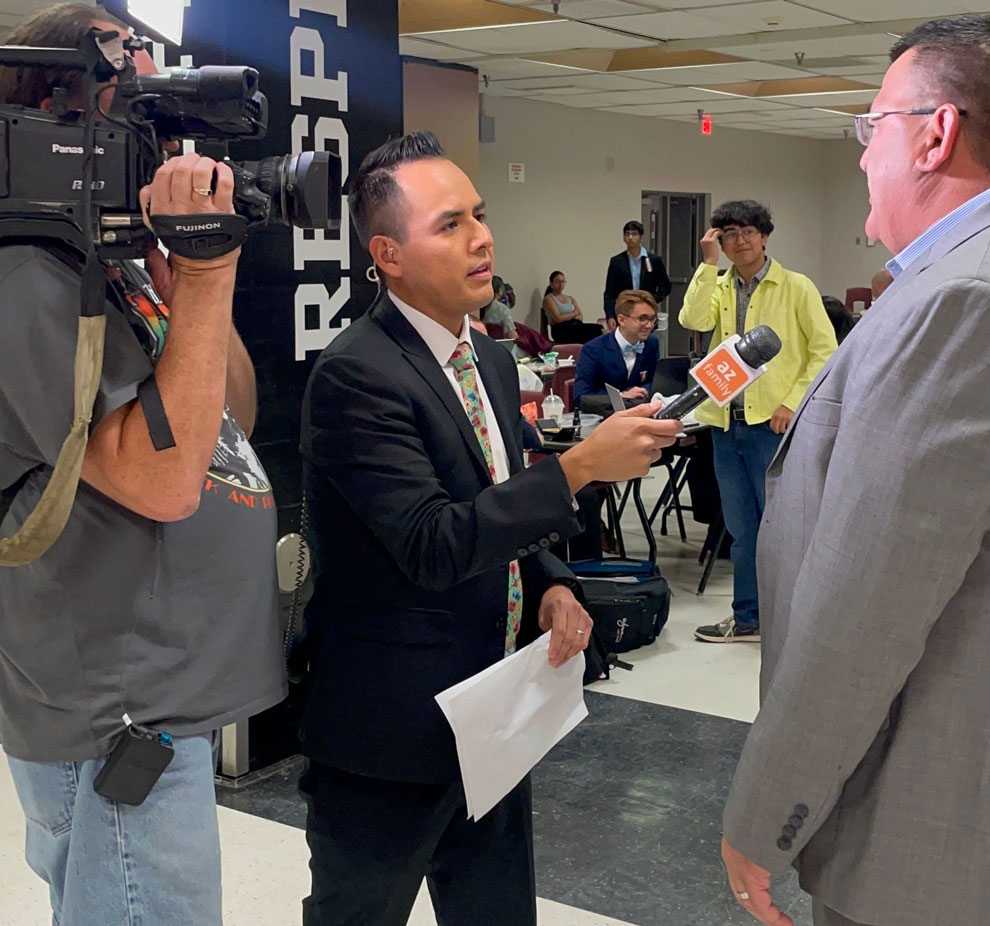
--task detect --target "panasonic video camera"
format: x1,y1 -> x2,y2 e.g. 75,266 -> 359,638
0,25 -> 340,258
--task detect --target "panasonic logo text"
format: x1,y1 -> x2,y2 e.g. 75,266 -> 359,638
52,144 -> 105,155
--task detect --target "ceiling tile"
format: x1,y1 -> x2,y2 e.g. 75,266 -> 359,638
472,57 -> 593,80
763,89 -> 877,105
699,1 -> 854,31
791,0 -> 973,22
589,11 -> 748,40
556,85 -> 732,107
409,20 -> 654,55
399,37 -> 484,61
713,32 -> 899,62
626,61 -> 808,85
527,0 -> 652,15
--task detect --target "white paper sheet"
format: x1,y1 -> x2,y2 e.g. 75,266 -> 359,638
435,633 -> 588,821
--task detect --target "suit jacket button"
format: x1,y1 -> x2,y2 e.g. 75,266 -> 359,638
516,548 -> 528,557
788,815 -> 804,829
549,531 -> 560,542
539,538 -> 550,548
528,543 -> 540,553
794,804 -> 809,818
782,824 -> 797,839
777,837 -> 792,851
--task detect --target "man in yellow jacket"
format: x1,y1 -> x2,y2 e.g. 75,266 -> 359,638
679,201 -> 836,644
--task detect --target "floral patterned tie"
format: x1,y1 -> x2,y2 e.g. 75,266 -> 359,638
449,341 -> 523,656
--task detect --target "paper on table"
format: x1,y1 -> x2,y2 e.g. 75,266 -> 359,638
435,632 -> 588,821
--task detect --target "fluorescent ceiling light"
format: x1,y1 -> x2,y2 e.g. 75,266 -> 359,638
768,89 -> 874,99
102,0 -> 184,45
406,21 -> 559,37
688,86 -> 747,98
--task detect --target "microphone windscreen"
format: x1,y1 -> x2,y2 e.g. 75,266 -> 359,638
736,324 -> 781,367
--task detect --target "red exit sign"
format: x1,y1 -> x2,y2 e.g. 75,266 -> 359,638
700,113 -> 713,136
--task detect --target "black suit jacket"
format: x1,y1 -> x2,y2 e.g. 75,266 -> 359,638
603,250 -> 671,320
299,293 -> 583,784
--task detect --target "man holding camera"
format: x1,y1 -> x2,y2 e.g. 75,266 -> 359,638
0,6 -> 285,924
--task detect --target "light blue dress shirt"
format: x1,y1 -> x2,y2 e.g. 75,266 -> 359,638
887,187 -> 990,278
628,247 -> 645,290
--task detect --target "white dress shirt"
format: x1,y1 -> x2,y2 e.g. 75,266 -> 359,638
391,294 -> 511,484
615,329 -> 638,377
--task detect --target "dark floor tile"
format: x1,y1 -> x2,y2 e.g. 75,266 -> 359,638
216,692 -> 814,925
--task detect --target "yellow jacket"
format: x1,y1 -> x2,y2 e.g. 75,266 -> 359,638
678,261 -> 837,430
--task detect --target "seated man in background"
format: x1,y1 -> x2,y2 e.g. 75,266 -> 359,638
679,200 -> 836,645
574,290 -> 660,403
480,275 -> 516,339
871,266 -> 894,301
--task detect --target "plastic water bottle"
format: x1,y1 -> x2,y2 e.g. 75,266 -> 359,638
542,392 -> 564,425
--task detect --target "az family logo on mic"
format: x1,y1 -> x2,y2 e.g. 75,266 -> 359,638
692,335 -> 763,407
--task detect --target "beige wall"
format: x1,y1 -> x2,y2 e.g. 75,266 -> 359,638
477,96 -> 835,329
403,60 -> 480,182
400,63 -> 888,325
819,140 -> 894,300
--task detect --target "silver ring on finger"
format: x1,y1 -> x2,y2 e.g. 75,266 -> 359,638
575,629 -> 586,635
193,187 -> 213,197
736,891 -> 750,901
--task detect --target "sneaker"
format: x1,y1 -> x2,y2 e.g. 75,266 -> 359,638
694,617 -> 760,643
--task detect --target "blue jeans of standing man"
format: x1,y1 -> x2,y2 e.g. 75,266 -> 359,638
711,418 -> 782,630
6,732 -> 222,926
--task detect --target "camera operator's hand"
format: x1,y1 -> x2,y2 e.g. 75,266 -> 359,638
140,153 -> 239,271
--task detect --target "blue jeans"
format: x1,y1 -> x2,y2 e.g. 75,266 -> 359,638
6,733 -> 222,926
711,419 -> 782,629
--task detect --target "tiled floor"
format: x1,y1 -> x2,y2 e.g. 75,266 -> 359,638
0,473 -> 811,925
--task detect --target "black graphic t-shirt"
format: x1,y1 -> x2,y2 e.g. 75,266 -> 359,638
0,245 -> 286,761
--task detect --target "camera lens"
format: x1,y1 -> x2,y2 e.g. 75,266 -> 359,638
250,151 -> 340,231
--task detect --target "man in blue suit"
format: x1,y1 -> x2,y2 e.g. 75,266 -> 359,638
573,290 -> 660,402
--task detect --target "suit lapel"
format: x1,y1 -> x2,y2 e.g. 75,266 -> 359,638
605,335 -> 628,387
373,295 -> 492,482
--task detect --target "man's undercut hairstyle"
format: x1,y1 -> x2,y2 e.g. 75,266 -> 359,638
0,3 -> 125,108
710,200 -> 774,236
623,220 -> 645,236
616,290 -> 658,318
891,14 -> 990,171
348,130 -> 446,250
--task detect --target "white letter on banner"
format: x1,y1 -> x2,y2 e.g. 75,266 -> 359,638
290,0 -> 347,27
292,114 -> 350,270
295,280 -> 351,360
290,27 -> 348,109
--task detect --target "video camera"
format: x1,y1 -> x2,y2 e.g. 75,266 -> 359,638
0,20 -> 340,258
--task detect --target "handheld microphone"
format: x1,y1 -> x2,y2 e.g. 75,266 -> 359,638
655,325 -> 782,421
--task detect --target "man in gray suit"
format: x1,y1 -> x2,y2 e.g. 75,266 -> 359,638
719,15 -> 990,926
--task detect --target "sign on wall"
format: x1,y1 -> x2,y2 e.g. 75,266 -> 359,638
169,0 -> 402,529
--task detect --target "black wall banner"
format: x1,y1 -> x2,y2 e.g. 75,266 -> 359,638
166,0 -> 402,533
163,0 -> 401,770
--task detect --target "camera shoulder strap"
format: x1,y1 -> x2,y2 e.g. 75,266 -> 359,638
0,237 -> 107,567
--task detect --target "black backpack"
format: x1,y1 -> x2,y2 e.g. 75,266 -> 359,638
569,558 -> 672,656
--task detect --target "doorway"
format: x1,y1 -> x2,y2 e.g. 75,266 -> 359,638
642,191 -> 710,356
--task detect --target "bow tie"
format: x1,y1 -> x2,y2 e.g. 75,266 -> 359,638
623,341 -> 645,356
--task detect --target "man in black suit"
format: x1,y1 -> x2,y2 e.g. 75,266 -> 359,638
603,220 -> 671,329
298,132 -> 680,926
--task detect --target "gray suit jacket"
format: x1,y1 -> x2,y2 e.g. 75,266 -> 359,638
723,201 -> 990,926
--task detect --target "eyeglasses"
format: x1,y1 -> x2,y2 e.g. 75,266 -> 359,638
620,314 -> 658,327
720,227 -> 761,245
853,107 -> 967,147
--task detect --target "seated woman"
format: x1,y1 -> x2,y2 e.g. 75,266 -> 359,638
542,271 -> 602,344
481,276 -> 517,339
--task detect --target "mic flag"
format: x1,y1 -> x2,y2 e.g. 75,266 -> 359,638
654,325 -> 781,421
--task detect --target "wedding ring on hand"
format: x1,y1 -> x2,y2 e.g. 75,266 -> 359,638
576,630 -> 586,635
193,187 -> 213,197
736,891 -> 750,901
